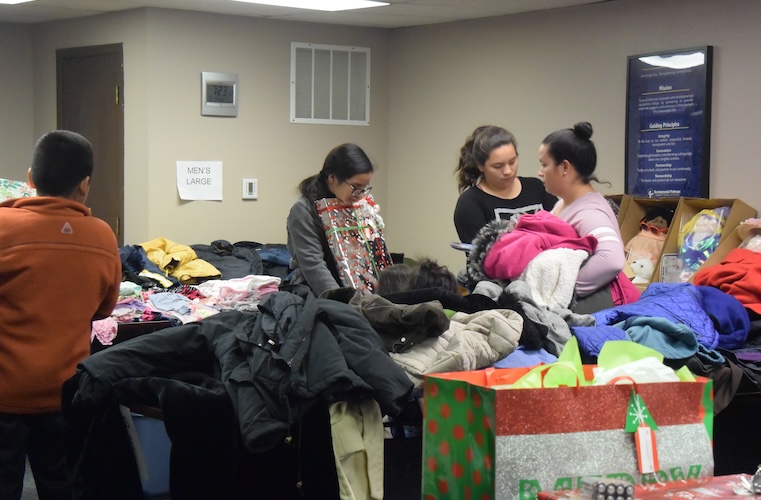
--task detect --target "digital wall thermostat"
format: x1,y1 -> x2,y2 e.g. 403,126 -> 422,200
201,71 -> 238,117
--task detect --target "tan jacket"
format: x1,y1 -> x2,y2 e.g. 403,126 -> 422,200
391,309 -> 523,390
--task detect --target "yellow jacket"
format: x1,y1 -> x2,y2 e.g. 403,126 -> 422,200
140,237 -> 221,284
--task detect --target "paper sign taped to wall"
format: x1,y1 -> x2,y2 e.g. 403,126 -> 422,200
176,161 -> 223,200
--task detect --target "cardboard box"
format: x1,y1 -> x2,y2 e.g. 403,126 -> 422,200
619,196 -> 680,286
653,197 -> 757,283
604,193 -> 632,227
687,224 -> 751,283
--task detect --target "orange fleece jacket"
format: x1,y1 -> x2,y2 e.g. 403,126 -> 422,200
0,196 -> 121,413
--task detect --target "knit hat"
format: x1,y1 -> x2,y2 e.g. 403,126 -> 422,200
698,285 -> 750,350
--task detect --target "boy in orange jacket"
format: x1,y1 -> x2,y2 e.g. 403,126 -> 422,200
0,130 -> 121,499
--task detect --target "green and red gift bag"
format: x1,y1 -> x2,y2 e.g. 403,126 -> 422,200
422,363 -> 713,500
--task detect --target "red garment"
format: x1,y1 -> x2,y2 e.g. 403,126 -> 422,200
483,210 -> 597,280
0,197 -> 121,413
694,247 -> 761,315
610,270 -> 641,306
539,473 -> 753,499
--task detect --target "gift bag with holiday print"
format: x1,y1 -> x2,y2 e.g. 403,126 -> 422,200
315,195 -> 392,293
1,177 -> 35,201
422,365 -> 713,500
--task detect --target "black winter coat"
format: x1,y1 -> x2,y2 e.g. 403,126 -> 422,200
68,286 -> 412,453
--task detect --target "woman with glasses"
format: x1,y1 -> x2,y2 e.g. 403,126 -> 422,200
454,125 -> 557,246
286,143 -> 384,296
537,122 -> 639,313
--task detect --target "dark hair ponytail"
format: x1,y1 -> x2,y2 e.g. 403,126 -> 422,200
298,143 -> 374,203
455,125 -> 517,193
297,174 -> 327,203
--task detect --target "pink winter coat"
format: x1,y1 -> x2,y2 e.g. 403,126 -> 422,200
483,211 -> 597,281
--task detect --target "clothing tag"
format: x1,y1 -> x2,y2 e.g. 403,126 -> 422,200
635,424 -> 659,474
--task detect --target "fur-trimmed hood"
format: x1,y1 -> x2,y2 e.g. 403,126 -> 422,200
468,211 -> 598,285
467,218 -> 515,285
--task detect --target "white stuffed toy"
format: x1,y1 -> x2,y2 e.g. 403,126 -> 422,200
631,258 -> 655,284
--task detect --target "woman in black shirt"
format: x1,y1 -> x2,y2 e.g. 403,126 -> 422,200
453,125 -> 557,244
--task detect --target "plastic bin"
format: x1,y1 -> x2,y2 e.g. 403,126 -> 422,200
131,413 -> 171,498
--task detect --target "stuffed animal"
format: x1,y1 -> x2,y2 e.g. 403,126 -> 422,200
630,258 -> 655,284
625,207 -> 673,270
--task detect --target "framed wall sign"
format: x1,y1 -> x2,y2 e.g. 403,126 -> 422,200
625,46 -> 713,198
201,71 -> 238,117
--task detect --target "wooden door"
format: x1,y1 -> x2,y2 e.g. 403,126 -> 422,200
57,43 -> 124,245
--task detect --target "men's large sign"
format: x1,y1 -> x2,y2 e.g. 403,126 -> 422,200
176,160 -> 223,201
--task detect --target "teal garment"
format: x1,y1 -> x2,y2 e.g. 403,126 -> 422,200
623,315 -> 698,360
623,315 -> 726,366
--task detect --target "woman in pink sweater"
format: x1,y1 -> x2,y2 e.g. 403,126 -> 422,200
537,122 -> 639,313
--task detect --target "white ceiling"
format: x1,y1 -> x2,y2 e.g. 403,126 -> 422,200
0,0 -> 614,28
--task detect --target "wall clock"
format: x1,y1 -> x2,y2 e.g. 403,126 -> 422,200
202,71 -> 238,117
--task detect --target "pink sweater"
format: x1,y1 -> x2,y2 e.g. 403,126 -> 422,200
554,192 -> 631,299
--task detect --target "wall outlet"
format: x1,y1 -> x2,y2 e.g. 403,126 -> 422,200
242,178 -> 258,200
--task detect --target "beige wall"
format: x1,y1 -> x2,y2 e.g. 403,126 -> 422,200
0,23 -> 34,178
387,0 -> 761,271
2,0 -> 760,275
26,8 -> 389,246
139,10 -> 390,245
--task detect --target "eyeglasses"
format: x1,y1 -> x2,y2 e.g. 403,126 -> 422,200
640,221 -> 668,235
344,180 -> 372,196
